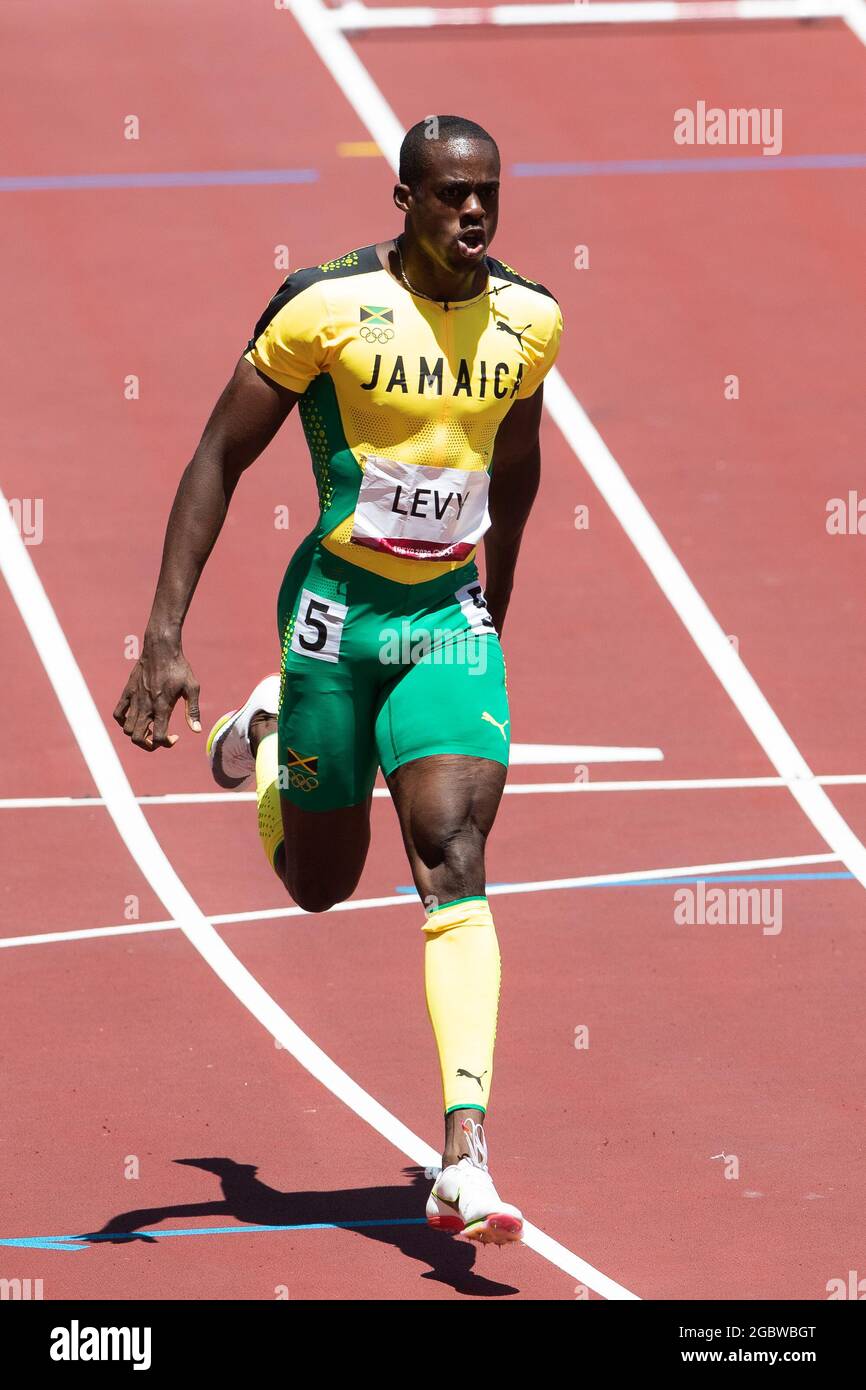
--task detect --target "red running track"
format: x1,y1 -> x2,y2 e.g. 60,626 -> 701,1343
2,0 -> 865,1299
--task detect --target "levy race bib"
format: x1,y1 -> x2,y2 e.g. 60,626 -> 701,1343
350,454 -> 491,562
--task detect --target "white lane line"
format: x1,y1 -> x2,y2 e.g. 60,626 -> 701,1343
511,743 -> 664,764
1,919 -> 178,949
5,773 -> 866,810
843,0 -> 866,46
498,775 -> 866,794
0,491 -> 637,1301
284,0 -> 866,1297
0,853 -> 842,950
288,0 -> 866,895
328,1 -> 850,30
541,375 -> 866,893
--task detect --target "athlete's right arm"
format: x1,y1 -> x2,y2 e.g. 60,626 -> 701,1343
113,357 -> 300,751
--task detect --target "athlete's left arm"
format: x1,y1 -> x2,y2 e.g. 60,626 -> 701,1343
483,384 -> 544,635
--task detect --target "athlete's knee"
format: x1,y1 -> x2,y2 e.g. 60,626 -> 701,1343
291,888 -> 343,914
283,871 -> 342,914
443,820 -> 486,875
302,898 -> 336,914
284,862 -> 361,914
423,817 -> 487,900
279,802 -> 370,912
413,789 -> 485,862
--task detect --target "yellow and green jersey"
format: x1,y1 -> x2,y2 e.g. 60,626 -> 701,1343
245,243 -> 563,584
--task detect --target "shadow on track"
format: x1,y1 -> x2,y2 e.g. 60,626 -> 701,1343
76,1157 -> 519,1297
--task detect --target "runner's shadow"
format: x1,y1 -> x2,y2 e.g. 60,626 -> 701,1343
77,1157 -> 518,1297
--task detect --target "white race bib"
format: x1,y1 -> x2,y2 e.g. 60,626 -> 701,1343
350,454 -> 490,562
290,588 -> 348,663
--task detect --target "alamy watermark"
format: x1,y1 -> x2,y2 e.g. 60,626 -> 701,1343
1,1277 -> 43,1300
827,1269 -> 866,1299
379,622 -> 489,675
7,497 -> 43,545
50,1321 -> 152,1369
674,881 -> 782,935
710,1152 -> 740,1180
674,102 -> 782,157
826,492 -> 866,535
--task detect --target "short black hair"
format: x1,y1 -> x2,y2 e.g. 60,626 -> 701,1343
399,115 -> 499,189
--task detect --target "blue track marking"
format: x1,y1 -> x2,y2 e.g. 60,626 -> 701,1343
395,884 -> 511,894
396,872 -> 853,895
599,872 -> 853,887
2,155 -> 862,194
0,1217 -> 428,1252
0,169 -> 318,192
512,154 -> 866,177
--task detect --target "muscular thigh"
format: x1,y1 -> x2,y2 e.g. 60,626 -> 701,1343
374,628 -> 511,778
375,578 -> 511,903
276,540 -> 385,814
279,797 -> 372,909
275,542 -> 509,903
386,753 -> 507,905
276,644 -> 376,902
274,540 -> 386,901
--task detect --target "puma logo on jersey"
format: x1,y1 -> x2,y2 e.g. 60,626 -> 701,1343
456,1067 -> 488,1089
481,711 -> 509,740
496,320 -> 531,348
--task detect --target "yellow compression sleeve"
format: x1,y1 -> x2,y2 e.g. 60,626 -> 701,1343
256,732 -> 284,871
422,896 -> 501,1115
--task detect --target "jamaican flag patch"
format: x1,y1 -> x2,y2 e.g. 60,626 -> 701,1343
360,305 -> 394,326
359,305 -> 394,342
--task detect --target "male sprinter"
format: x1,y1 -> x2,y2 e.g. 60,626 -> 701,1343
114,116 -> 562,1246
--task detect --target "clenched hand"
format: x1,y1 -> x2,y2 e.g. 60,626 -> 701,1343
113,636 -> 202,752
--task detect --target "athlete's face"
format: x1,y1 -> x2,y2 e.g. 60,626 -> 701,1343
400,138 -> 500,272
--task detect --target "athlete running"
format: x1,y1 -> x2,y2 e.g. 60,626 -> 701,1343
114,116 -> 562,1246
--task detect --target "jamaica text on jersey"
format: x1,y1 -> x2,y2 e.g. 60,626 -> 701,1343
244,243 -> 563,584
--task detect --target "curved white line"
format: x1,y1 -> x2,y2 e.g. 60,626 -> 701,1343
0,491 -> 638,1300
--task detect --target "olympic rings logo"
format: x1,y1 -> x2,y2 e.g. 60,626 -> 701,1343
289,769 -> 319,792
360,325 -> 395,344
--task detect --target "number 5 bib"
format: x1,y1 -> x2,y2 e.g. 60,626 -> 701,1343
350,454 -> 491,562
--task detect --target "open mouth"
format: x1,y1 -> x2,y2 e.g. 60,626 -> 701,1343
455,227 -> 487,258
